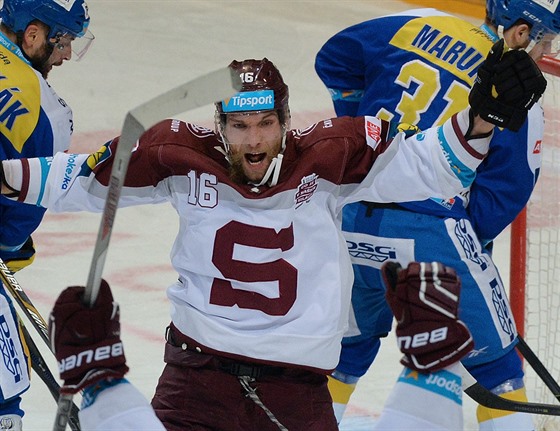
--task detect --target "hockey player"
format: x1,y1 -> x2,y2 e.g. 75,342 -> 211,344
314,1 -> 560,429
0,0 -> 93,428
47,261 -> 472,431
0,49 -> 545,429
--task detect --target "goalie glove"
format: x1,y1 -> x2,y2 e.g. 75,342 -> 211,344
469,39 -> 547,132
49,279 -> 129,394
382,261 -> 474,373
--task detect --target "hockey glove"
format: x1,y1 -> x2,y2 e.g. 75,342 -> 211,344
469,39 -> 547,132
1,237 -> 36,273
49,279 -> 129,394
382,261 -> 474,373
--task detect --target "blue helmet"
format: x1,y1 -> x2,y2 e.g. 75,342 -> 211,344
487,0 -> 560,42
0,0 -> 91,40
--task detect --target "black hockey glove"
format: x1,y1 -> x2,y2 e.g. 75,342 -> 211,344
469,39 -> 547,132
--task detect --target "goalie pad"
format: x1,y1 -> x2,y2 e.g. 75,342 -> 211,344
382,261 -> 474,372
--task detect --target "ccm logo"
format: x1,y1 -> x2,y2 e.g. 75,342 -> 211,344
58,342 -> 124,372
397,327 -> 448,349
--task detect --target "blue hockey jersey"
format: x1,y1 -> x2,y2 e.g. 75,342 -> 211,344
0,31 -> 73,254
315,8 -> 543,243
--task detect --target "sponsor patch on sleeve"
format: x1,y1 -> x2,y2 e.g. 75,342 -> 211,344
364,116 -> 382,151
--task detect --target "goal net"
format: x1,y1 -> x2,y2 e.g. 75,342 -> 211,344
510,55 -> 560,431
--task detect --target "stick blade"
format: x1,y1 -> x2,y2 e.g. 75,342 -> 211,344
131,66 -> 243,128
460,363 -> 560,416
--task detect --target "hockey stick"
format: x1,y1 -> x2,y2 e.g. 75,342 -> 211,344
461,363 -> 560,415
516,335 -> 560,402
19,317 -> 81,431
53,67 -> 242,431
0,257 -> 50,347
1,260 -> 81,428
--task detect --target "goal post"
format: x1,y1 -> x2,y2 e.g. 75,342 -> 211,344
509,54 -> 560,431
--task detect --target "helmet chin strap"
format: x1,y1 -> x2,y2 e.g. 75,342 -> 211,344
525,38 -> 538,53
498,25 -> 508,47
251,132 -> 287,188
252,153 -> 284,187
216,127 -> 288,188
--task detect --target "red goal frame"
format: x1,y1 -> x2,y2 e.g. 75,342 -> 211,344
509,55 -> 560,339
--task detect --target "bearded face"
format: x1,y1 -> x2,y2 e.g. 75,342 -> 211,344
224,111 -> 283,184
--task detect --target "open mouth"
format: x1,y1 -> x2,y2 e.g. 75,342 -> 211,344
245,153 -> 267,165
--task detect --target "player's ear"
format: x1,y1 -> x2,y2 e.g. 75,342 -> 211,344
22,23 -> 43,48
511,23 -> 532,47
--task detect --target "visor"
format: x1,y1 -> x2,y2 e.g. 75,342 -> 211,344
49,29 -> 94,61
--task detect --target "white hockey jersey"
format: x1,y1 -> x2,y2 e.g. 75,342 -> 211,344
3,108 -> 489,371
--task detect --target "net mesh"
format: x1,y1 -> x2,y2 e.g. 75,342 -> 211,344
520,56 -> 560,431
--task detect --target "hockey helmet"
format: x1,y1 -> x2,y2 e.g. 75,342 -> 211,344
0,0 -> 94,59
215,58 -> 291,187
487,0 -> 560,43
216,58 -> 291,129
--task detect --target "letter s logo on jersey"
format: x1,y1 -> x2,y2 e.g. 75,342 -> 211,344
364,117 -> 382,150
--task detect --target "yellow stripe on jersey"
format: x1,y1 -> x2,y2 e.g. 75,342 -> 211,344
0,47 -> 41,153
389,16 -> 493,85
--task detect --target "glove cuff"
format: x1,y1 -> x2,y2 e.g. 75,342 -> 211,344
61,365 -> 129,395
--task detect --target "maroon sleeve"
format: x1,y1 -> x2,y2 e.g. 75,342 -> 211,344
290,116 -> 392,186
91,120 -> 225,188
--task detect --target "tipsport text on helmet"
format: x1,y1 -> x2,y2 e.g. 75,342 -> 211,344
221,90 -> 275,113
